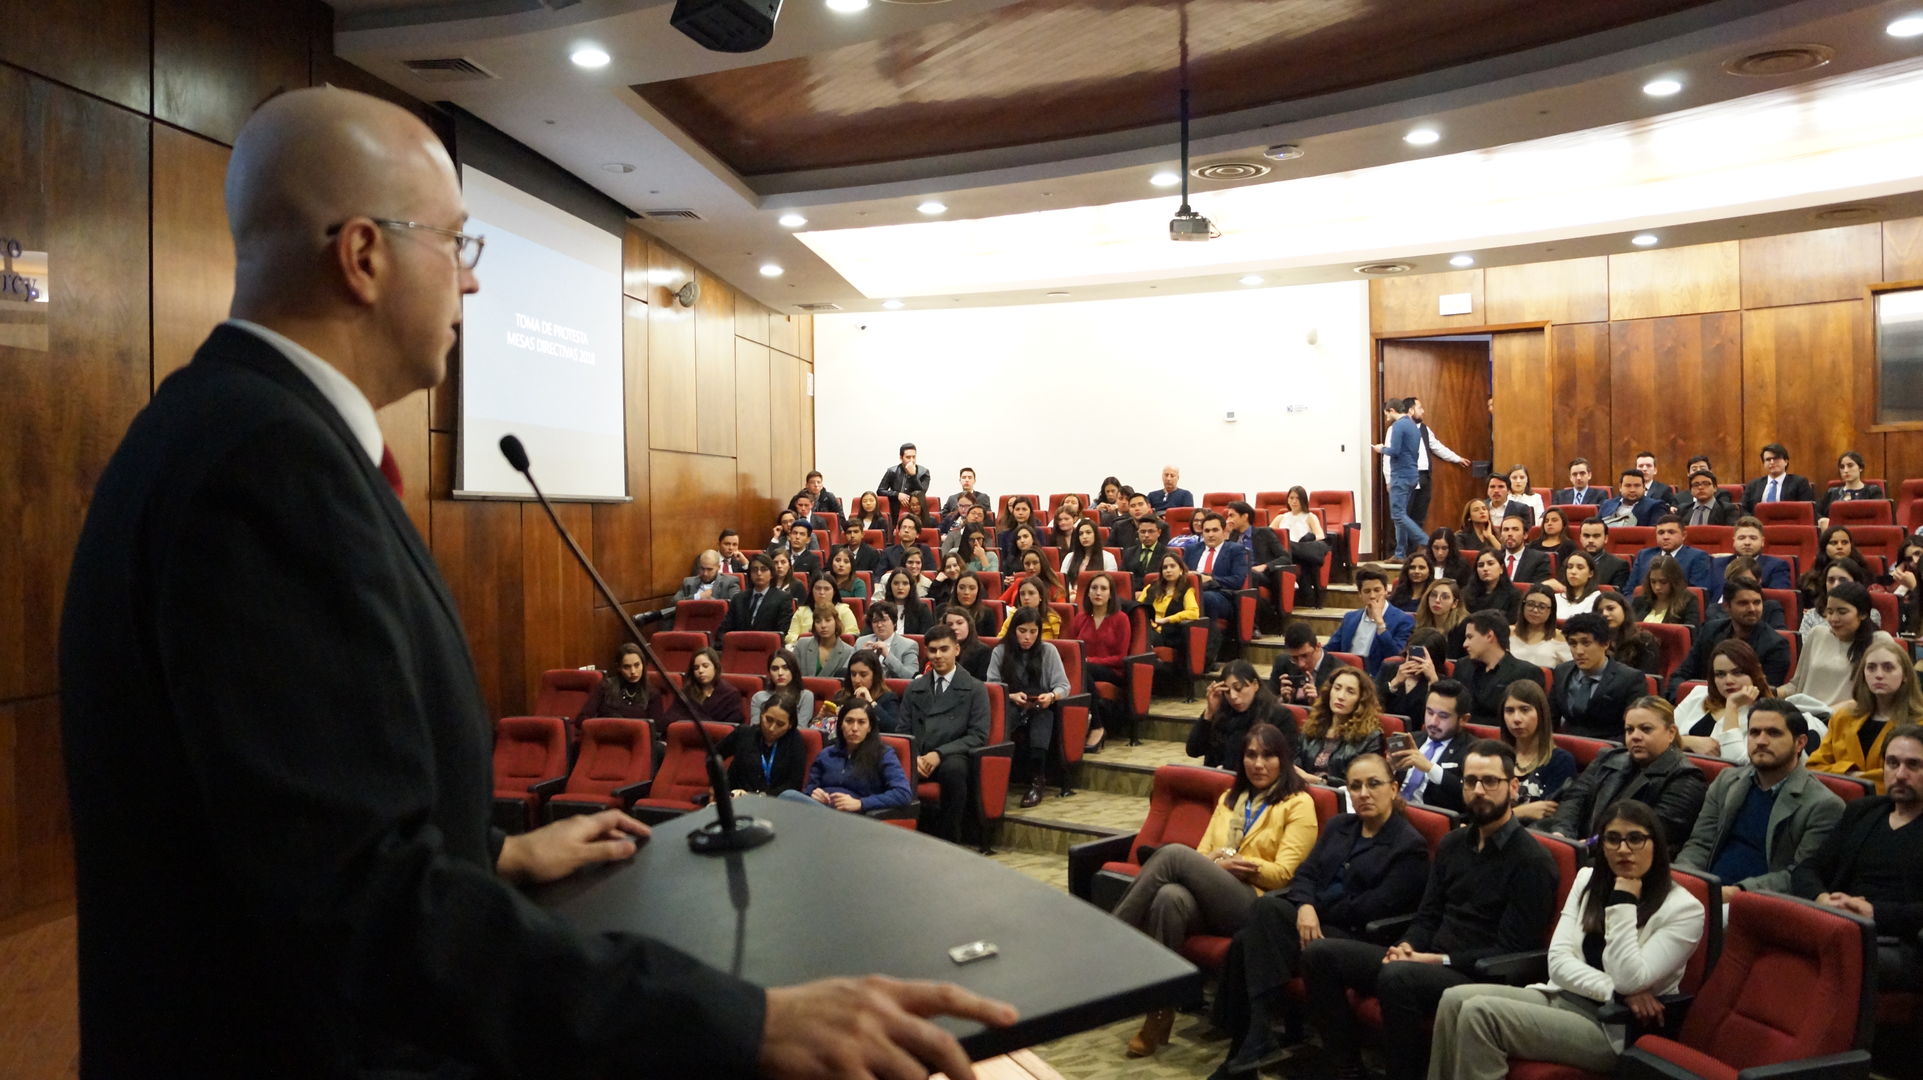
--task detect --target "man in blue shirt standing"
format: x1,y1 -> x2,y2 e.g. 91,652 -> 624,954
1374,399 -> 1425,560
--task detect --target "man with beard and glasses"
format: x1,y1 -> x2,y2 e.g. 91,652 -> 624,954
1793,725 -> 1923,996
1301,740 -> 1557,1080
1678,698 -> 1844,901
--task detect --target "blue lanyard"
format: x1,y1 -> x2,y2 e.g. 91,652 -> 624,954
1241,796 -> 1269,838
760,745 -> 778,783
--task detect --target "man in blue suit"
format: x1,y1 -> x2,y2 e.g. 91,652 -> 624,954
1373,399 -> 1425,560
1551,457 -> 1609,507
1187,511 -> 1250,621
1328,566 -> 1413,671
1727,516 -> 1794,589
1599,469 -> 1667,527
1628,514 -> 1716,595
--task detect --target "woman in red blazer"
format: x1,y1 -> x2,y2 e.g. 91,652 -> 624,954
1070,572 -> 1134,753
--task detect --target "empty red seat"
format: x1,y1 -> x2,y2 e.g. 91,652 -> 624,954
1684,524 -> 1735,554
1898,479 -> 1923,531
1067,764 -> 1235,912
1309,491 -> 1360,569
674,598 -> 728,636
1202,491 -> 1245,515
545,717 -> 655,821
534,668 -> 602,720
1553,732 -> 1616,769
491,715 -> 568,833
630,720 -> 735,824
1755,501 -> 1816,527
1605,526 -> 1653,560
649,631 -> 709,680
720,630 -> 782,675
1853,524 -> 1904,566
1762,524 -> 1818,578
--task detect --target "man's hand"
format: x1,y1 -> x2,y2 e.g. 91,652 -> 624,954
1391,746 -> 1435,776
917,751 -> 939,778
1382,943 -> 1445,965
759,975 -> 1017,1080
1366,597 -> 1389,627
1820,893 -> 1875,918
496,810 -> 649,886
1036,692 -> 1058,708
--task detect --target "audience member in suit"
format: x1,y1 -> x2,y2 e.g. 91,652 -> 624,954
853,601 -> 921,680
1145,463 -> 1196,513
1551,457 -> 1608,507
1270,621 -> 1346,705
1668,579 -> 1792,696
875,442 -> 931,515
787,494 -> 834,535
1727,518 -> 1794,590
1677,469 -> 1741,527
1190,659 -> 1303,769
899,625 -> 991,842
1329,566 -> 1415,672
1500,681 -> 1579,822
1377,628 -> 1450,718
1122,490 -> 1174,543
659,647 -> 745,726
1817,449 -> 1885,528
1209,752 -> 1429,1076
1118,514 -> 1173,592
879,514 -> 937,573
1638,450 -> 1681,508
1391,679 -> 1475,813
1541,697 -> 1708,857
1677,698 -> 1845,898
719,555 -> 794,635
1483,474 -> 1536,531
1463,550 -> 1524,625
792,608 -> 855,679
1551,613 -> 1651,740
1228,500 -> 1290,607
722,698 -> 808,798
1742,442 -> 1818,511
1599,470 -> 1667,528
940,467 -> 990,523
833,530 -> 882,577
1628,516 -> 1716,595
778,520 -> 824,577
673,549 -> 742,603
796,470 -> 841,519
1186,511 -> 1251,622
1455,611 -> 1546,723
717,528 -> 751,575
1493,513 -> 1552,585
1573,519 -> 1631,590
1631,554 -> 1703,629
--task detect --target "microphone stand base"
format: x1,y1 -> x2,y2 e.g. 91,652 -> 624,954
688,816 -> 776,854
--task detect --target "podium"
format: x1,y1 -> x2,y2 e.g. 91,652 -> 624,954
532,796 -> 1202,1059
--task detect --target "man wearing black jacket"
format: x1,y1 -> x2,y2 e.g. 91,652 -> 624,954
1551,614 -> 1648,740
1455,611 -> 1545,723
1118,514 -> 1172,591
876,441 -> 931,514
900,626 -> 991,842
1741,442 -> 1819,512
721,555 -> 795,634
1667,579 -> 1791,696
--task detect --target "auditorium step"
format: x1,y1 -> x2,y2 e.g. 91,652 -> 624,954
996,789 -> 1136,854
1069,736 -> 1194,798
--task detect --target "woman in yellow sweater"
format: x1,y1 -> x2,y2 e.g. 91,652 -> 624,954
1807,637 -> 1923,792
1112,722 -> 1319,1058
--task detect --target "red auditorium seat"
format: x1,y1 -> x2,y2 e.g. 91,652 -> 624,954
1067,764 -> 1235,911
1683,524 -> 1734,554
1046,492 -> 1089,514
1327,651 -> 1365,673
491,715 -> 568,833
720,631 -> 782,675
544,717 -> 655,822
1869,589 -> 1900,632
720,673 -> 761,720
1106,606 -> 1157,746
1049,638 -> 1094,777
1813,770 -> 1875,803
1898,479 -> 1923,531
649,631 -> 708,679
1202,491 -> 1244,515
1642,623 -> 1692,682
1606,526 -> 1653,560
1308,491 -> 1360,569
629,720 -> 735,824
1827,499 -> 1892,527
1763,587 -> 1801,628
1763,524 -> 1818,578
534,668 -> 601,721
1553,733 -> 1616,769
1853,524 -> 1904,567
1254,490 -> 1292,522
1553,503 -> 1599,527
873,734 -> 922,828
673,598 -> 728,636
1755,501 -> 1816,527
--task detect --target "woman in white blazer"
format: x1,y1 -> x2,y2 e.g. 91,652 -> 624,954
1428,799 -> 1705,1080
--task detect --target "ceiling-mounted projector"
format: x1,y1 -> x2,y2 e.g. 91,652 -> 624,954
670,0 -> 783,52
1170,208 -> 1214,241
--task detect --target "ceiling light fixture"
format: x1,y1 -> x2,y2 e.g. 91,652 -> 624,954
1403,127 -> 1441,146
917,200 -> 947,215
1239,274 -> 1264,285
1150,171 -> 1181,187
1630,233 -> 1661,246
1449,254 -> 1476,267
1263,144 -> 1304,161
759,263 -> 783,277
570,46 -> 611,68
1046,291 -> 1070,297
1888,15 -> 1923,37
1643,77 -> 1684,97
826,0 -> 871,10
882,299 -> 904,309
777,213 -> 808,228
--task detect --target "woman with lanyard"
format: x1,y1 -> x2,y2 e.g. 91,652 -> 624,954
722,697 -> 807,799
1111,723 -> 1318,1060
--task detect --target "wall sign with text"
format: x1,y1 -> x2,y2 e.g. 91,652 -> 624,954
0,234 -> 51,352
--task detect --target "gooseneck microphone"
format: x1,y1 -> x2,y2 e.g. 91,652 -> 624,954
500,434 -> 775,854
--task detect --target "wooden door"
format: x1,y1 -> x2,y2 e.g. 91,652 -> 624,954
1378,338 -> 1494,552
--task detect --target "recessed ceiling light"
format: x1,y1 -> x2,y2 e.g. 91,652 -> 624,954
1239,274 -> 1264,286
759,263 -> 783,277
777,213 -> 808,228
917,200 -> 947,215
882,299 -> 904,309
1403,127 -> 1441,146
1263,144 -> 1304,161
1150,171 -> 1181,187
1449,254 -> 1475,267
826,0 -> 870,11
570,46 -> 611,68
1643,77 -> 1684,97
1630,233 -> 1661,246
1046,291 -> 1070,297
1888,15 -> 1923,37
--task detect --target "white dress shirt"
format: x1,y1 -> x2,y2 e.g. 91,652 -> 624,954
226,319 -> 383,466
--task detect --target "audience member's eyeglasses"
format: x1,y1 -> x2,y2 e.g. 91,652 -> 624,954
1462,775 -> 1509,790
1600,831 -> 1652,850
1347,778 -> 1391,792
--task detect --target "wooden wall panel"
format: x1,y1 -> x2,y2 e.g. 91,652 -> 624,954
801,361 -> 815,472
795,314 -> 814,363
1490,331 -> 1551,477
1609,312 -> 1743,474
1485,257 -> 1608,326
0,0 -> 152,111
735,340 -> 774,531
1884,431 -> 1923,492
1549,323 -> 1612,475
650,451 -> 741,598
694,270 -> 737,457
1608,241 -> 1740,321
734,292 -> 769,345
770,352 -> 805,511
621,221 -> 649,301
153,0 -> 314,147
646,242 -> 698,452
428,434 -> 526,716
1741,301 -> 1877,477
151,125 -> 234,385
520,502 -> 596,708
591,298 -> 653,605
769,310 -> 801,357
1740,225 -> 1881,309
1370,269 -> 1486,334
0,71 -> 151,705
0,698 -> 71,918
1886,216 -> 1923,282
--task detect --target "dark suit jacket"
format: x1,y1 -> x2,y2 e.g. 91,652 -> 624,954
900,666 -> 991,761
1542,747 -> 1709,857
1741,472 -> 1818,512
1118,541 -> 1173,590
1587,549 -> 1631,589
1456,652 -> 1545,723
877,463 -> 931,504
1599,495 -> 1667,527
57,326 -> 759,1077
841,542 -> 882,575
1493,499 -> 1536,529
1186,539 -> 1251,589
1498,546 -> 1552,585
721,586 -> 794,634
1714,552 -> 1793,591
1329,606 -> 1415,671
1549,659 -> 1647,740
1629,544 -> 1715,594
674,573 -> 742,602
879,542 -> 937,573
1647,479 -> 1679,508
1283,813 -> 1430,932
1676,498 -> 1741,527
1404,730 -> 1474,813
1238,525 -> 1289,570
1551,487 -> 1608,506
1669,618 -> 1791,696
1790,796 -> 1923,938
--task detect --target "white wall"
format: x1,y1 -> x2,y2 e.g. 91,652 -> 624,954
813,280 -> 1375,545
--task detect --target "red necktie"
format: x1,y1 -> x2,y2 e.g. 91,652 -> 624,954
1203,546 -> 1217,574
379,445 -> 404,498
1507,552 -> 1518,578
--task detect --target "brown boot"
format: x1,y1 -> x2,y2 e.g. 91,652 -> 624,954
1126,1008 -> 1175,1057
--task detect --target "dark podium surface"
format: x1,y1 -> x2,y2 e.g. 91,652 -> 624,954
531,796 -> 1202,1059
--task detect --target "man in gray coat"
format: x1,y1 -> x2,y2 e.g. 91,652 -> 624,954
901,624 -> 991,842
674,549 -> 742,603
1677,699 -> 1844,900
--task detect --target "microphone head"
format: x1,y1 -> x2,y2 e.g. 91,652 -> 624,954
499,435 -> 530,472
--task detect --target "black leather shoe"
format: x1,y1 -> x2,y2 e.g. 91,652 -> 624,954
1020,779 -> 1045,808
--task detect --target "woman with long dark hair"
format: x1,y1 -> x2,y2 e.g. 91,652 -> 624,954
785,701 -> 912,813
1510,584 -> 1571,667
1141,551 -> 1200,677
827,546 -> 867,599
1597,591 -> 1660,675
747,647 -> 814,730
1061,518 -> 1110,601
1429,527 -> 1471,587
835,651 -> 901,733
988,606 -> 1072,807
1797,557 -> 1875,634
998,548 -> 1065,607
1817,449 -> 1883,530
1531,506 -> 1577,567
1071,572 -> 1131,753
1798,526 -> 1863,613
1430,799 -> 1702,1080
1389,551 -> 1435,613
879,568 -> 933,635
1114,724 -> 1318,1059
948,571 -> 999,639
658,647 -> 742,726
1632,554 -> 1700,627
1046,506 -> 1080,551
997,496 -> 1039,562
573,643 -> 656,742
1675,639 -> 1769,760
722,696 -> 807,798
1553,550 -> 1603,619
998,574 -> 1063,640
1457,498 -> 1498,553
1781,580 -> 1891,705
1463,549 -> 1522,624
940,605 -> 993,681
1501,680 -> 1576,821
1414,578 -> 1466,658
785,573 -> 857,645
1296,667 -> 1386,785
1268,486 -> 1329,606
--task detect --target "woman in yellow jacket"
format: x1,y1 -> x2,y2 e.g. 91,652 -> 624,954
784,574 -> 858,645
1807,637 -> 1923,792
1140,550 -> 1203,659
996,574 -> 1063,640
1112,722 -> 1318,1058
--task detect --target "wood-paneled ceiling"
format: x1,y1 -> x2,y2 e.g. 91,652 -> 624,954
635,0 -> 1724,177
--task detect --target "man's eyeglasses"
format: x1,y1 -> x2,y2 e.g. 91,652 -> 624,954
1599,831 -> 1652,851
327,218 -> 486,270
1462,775 -> 1510,791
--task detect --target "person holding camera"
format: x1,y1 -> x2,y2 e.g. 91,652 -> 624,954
1269,622 -> 1343,706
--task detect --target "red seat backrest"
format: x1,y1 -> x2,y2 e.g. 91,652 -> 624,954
493,716 -> 567,790
797,727 -> 824,777
1643,622 -> 1693,679
1763,588 -> 1801,627
1050,638 -> 1086,694
1202,491 -> 1244,515
1464,722 -> 1500,741
1688,753 -> 1734,790
535,669 -> 602,719
1532,832 -> 1583,935
1756,502 -> 1816,527
879,733 -> 916,785
1554,732 -> 1616,768
1046,493 -> 1090,515
1555,503 -> 1599,525
1127,765 -> 1236,866
651,631 -> 708,677
720,630 -> 782,675
1763,524 -> 1817,576
1309,490 -> 1356,527
1048,601 -> 1076,629
1684,524 -> 1735,554
1898,478 -> 1923,531
1403,803 -> 1458,851
1828,500 -> 1892,527
1607,526 -> 1653,559
1853,524 -> 1904,564
1255,490 -> 1291,520
674,598 -> 729,635
652,721 -> 735,803
1669,866 -> 1723,994
564,717 -> 654,796
802,676 -> 840,707
722,673 -> 761,721
1814,770 -> 1875,803
1379,714 -> 1406,735
1328,651 -> 1365,673
1307,783 -> 1340,826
